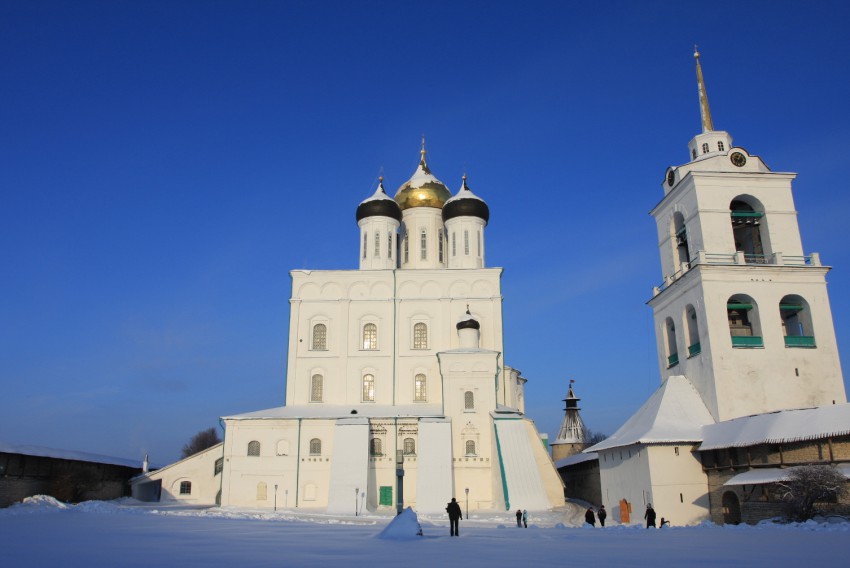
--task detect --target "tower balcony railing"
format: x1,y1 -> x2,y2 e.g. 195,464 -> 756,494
653,251 -> 822,296
731,335 -> 764,348
784,335 -> 816,348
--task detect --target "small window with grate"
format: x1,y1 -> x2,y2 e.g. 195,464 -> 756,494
247,440 -> 260,457
180,481 -> 192,495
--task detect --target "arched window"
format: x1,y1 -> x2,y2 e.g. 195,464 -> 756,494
362,374 -> 375,402
413,323 -> 428,349
718,141 -> 725,151
672,212 -> 689,267
477,231 -> 481,257
310,374 -> 323,402
727,295 -> 763,347
414,373 -> 427,402
420,228 -> 427,260
388,231 -> 393,260
257,482 -> 267,500
464,230 -> 470,255
464,391 -> 474,410
309,438 -> 321,455
702,142 -> 709,154
179,481 -> 192,495
685,305 -> 701,357
362,232 -> 367,259
439,230 -> 444,262
730,199 -> 766,262
403,231 -> 409,263
362,323 -> 378,350
692,148 -> 697,160
374,231 -> 380,258
311,323 -> 327,350
452,232 -> 457,256
780,295 -> 816,348
403,438 -> 416,455
465,440 -> 476,456
665,317 -> 679,368
247,441 -> 260,456
370,438 -> 382,456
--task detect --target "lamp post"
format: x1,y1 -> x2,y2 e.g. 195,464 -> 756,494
274,484 -> 278,512
285,489 -> 289,508
355,487 -> 359,516
396,450 -> 405,516
360,492 -> 365,516
465,488 -> 469,520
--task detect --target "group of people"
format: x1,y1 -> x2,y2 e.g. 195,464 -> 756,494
584,505 -> 607,527
515,509 -> 528,527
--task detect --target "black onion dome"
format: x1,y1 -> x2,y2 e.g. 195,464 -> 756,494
456,309 -> 480,330
442,175 -> 490,225
356,179 -> 403,223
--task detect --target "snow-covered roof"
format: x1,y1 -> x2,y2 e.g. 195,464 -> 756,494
700,404 -> 850,450
555,452 -> 598,469
359,182 -> 396,203
444,178 -> 485,204
0,441 -> 142,469
586,375 -> 715,453
224,404 -> 445,420
723,464 -> 850,486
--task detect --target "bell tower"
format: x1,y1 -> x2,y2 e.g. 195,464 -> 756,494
647,49 -> 846,422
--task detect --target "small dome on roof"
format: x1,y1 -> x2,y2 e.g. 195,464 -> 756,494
442,175 -> 489,225
394,142 -> 452,211
356,178 -> 403,223
456,308 -> 480,331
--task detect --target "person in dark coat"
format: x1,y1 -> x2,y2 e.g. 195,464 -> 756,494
446,498 -> 463,536
515,509 -> 522,527
585,507 -> 596,527
598,505 -> 607,527
644,504 -> 657,528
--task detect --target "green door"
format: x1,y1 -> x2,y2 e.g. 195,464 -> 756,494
379,486 -> 393,506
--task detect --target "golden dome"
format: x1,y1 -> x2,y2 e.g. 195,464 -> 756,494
394,144 -> 452,210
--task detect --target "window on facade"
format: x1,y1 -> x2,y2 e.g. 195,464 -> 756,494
403,231 -> 409,263
362,232 -> 367,259
452,232 -> 456,256
214,458 -> 223,476
247,441 -> 261,456
388,231 -> 393,260
780,295 -> 815,348
403,438 -> 416,455
362,374 -> 375,402
413,323 -> 428,349
180,481 -> 192,495
692,149 -> 697,160
439,230 -> 444,262
309,438 -> 321,455
257,482 -> 267,500
310,374 -> 323,402
728,295 -> 763,347
362,323 -> 378,350
464,230 -> 469,255
465,440 -> 476,456
420,228 -> 427,260
311,323 -> 327,350
672,212 -> 689,266
718,141 -> 725,151
370,438 -> 383,456
702,142 -> 709,154
665,317 -> 679,368
414,373 -> 427,402
730,199 -> 766,262
477,231 -> 481,257
374,231 -> 380,258
464,391 -> 474,410
685,305 -> 701,357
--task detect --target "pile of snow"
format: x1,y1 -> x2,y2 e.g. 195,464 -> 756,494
4,495 -> 69,514
375,507 -> 423,540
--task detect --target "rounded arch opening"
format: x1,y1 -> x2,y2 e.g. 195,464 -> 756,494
780,294 -> 816,348
730,196 -> 769,262
727,294 -> 763,348
684,304 -> 701,357
664,316 -> 679,367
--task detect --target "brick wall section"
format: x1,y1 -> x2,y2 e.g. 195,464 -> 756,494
558,460 -> 602,506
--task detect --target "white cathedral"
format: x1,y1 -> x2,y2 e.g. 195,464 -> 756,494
132,144 -> 564,513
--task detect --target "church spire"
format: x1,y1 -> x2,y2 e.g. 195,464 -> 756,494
420,135 -> 427,167
694,46 -> 714,133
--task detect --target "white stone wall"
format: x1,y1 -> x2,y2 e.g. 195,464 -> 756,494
133,443 -> 223,505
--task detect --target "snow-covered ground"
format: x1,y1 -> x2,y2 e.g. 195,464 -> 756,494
1,496 -> 848,567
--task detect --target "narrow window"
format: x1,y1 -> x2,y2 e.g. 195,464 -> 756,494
257,482 -> 267,500
464,390 -> 474,410
672,212 -> 689,266
403,438 -> 416,455
464,230 -> 469,255
718,141 -> 725,151
665,317 -> 679,368
309,438 -> 321,455
310,374 -> 323,402
465,440 -> 476,456
214,458 -> 223,475
413,323 -> 428,349
420,228 -> 427,260
374,231 -> 380,258
452,232 -> 456,257
780,295 -> 816,348
730,199 -> 766,262
691,149 -> 697,160
362,232 -> 367,259
362,323 -> 378,350
388,231 -> 393,259
362,374 -> 375,402
702,142 -> 709,154
247,441 -> 261,457
685,305 -> 701,357
180,481 -> 192,495
439,230 -> 444,262
477,231 -> 481,257
403,232 -> 409,263
370,438 -> 382,456
414,373 -> 427,402
311,323 -> 327,350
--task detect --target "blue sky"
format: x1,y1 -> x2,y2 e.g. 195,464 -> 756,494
3,1 -> 850,464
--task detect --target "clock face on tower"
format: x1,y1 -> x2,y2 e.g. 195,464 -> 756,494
730,152 -> 747,167
667,169 -> 675,187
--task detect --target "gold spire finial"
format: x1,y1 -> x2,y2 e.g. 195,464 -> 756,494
420,135 -> 427,165
694,46 -> 714,132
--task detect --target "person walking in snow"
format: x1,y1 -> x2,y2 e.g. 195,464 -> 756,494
515,509 -> 522,527
522,509 -> 528,528
644,504 -> 657,528
585,507 -> 596,527
598,505 -> 607,527
446,498 -> 463,537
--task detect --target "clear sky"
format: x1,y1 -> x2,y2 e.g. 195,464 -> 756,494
3,1 -> 850,464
